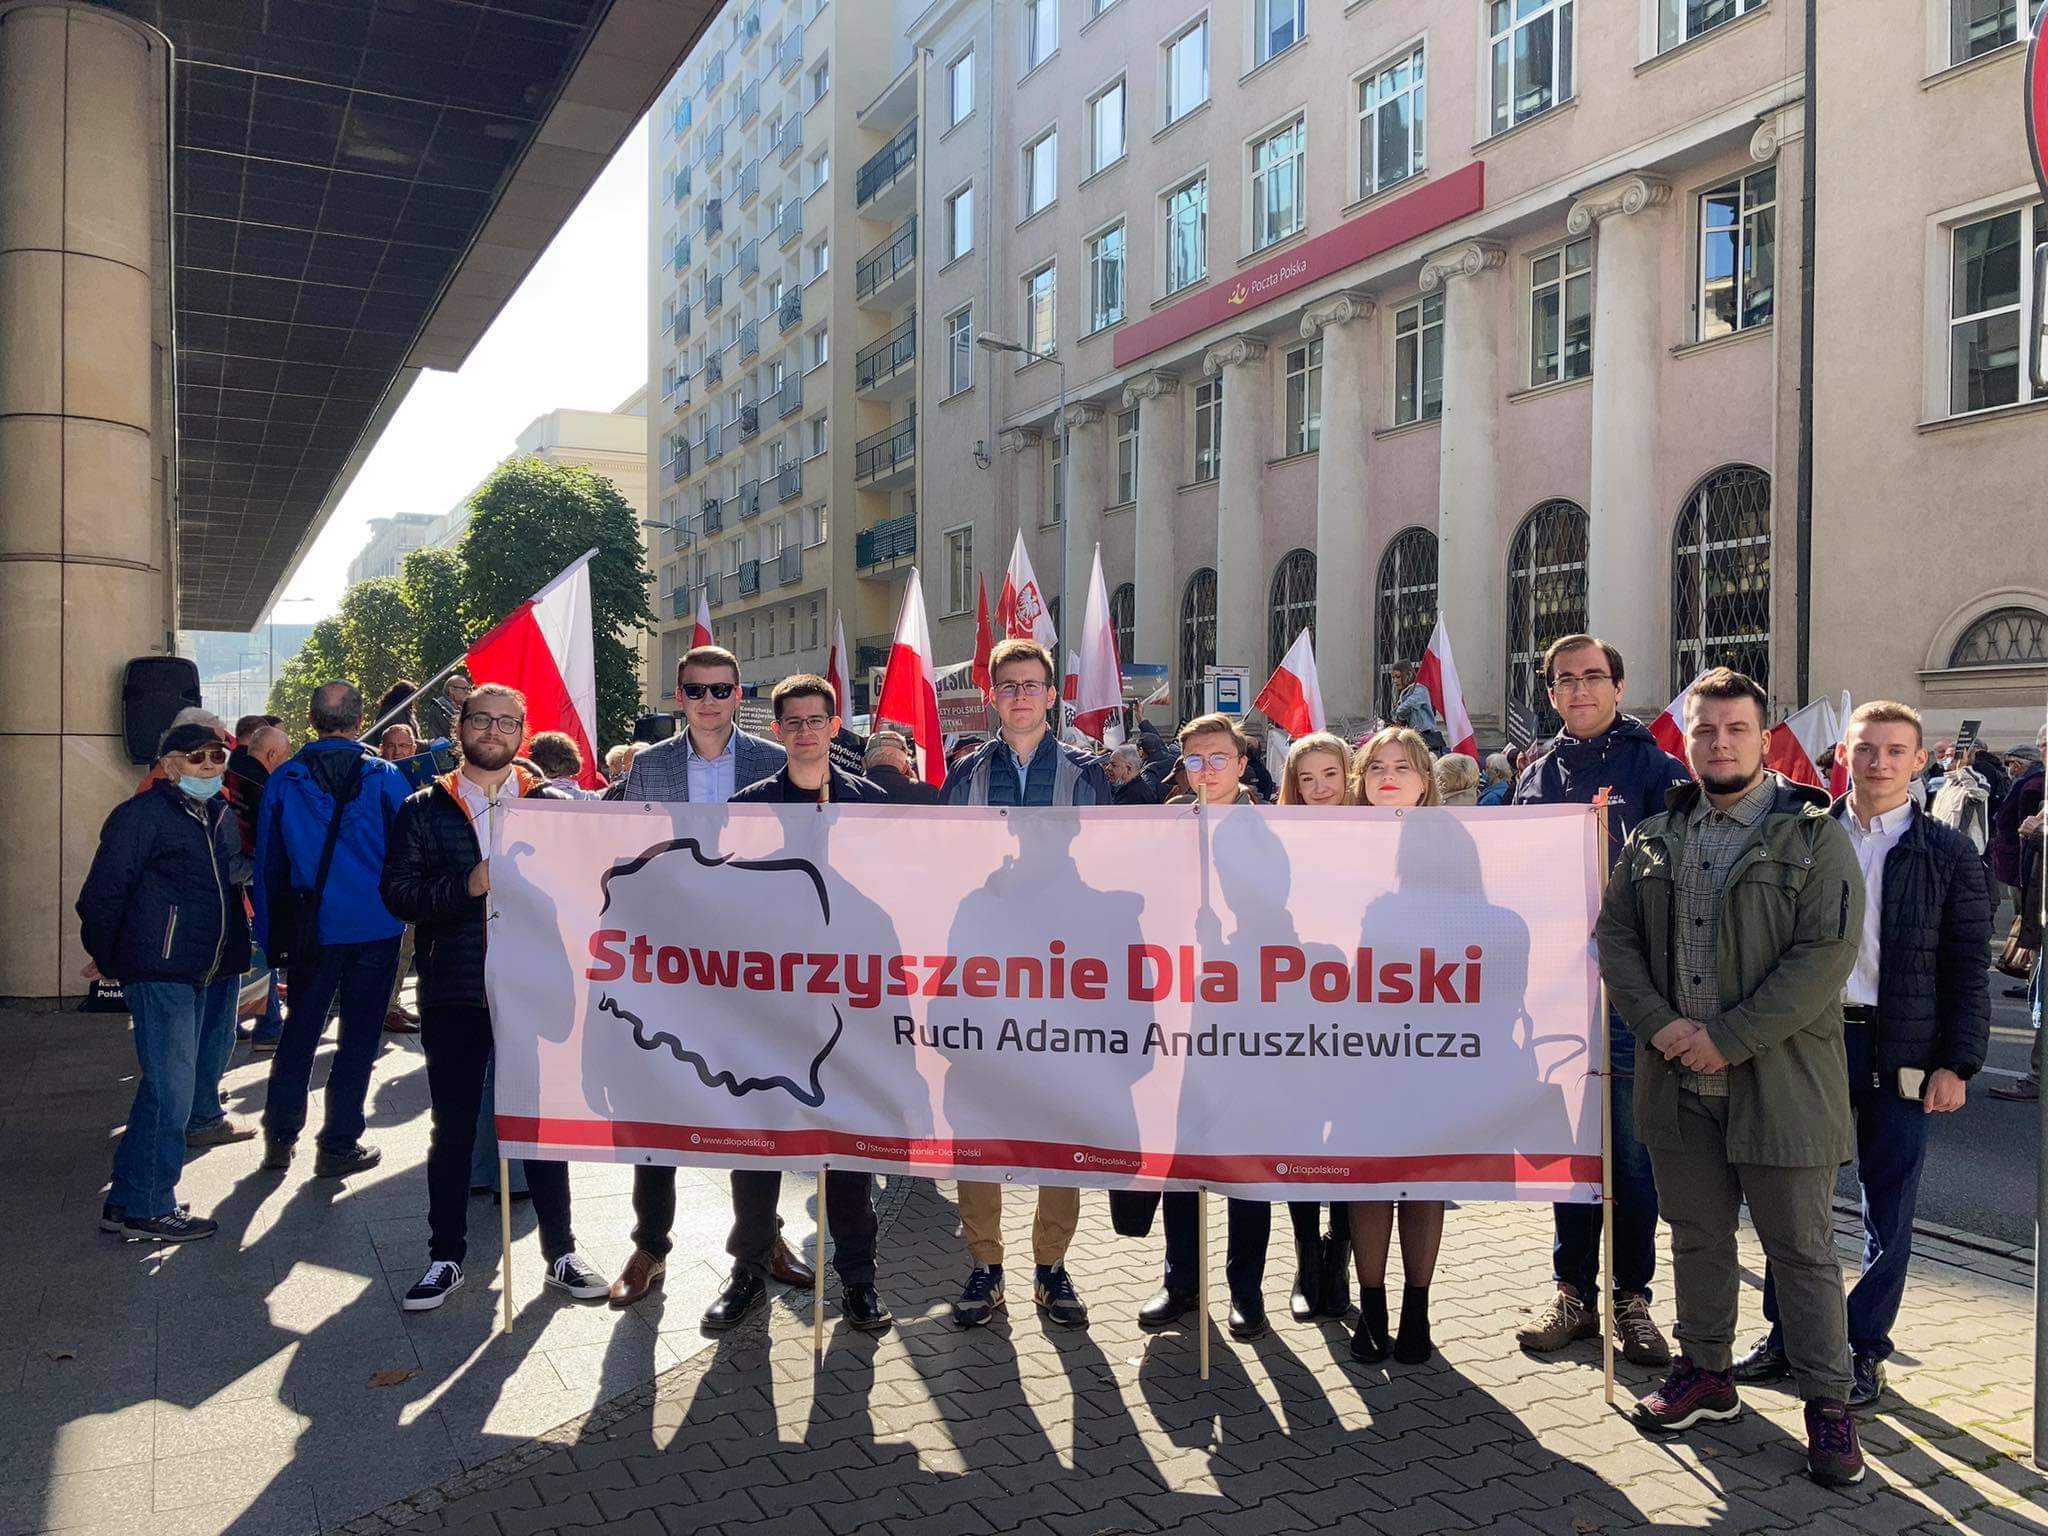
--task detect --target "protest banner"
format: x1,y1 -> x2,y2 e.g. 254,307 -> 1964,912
484,801 -> 1604,1206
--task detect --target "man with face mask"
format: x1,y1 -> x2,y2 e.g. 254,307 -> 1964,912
77,723 -> 254,1242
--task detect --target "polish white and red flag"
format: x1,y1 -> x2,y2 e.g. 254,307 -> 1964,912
1253,628 -> 1326,740
824,609 -> 851,716
464,548 -> 600,788
1767,693 -> 1852,794
1417,617 -> 1479,762
874,569 -> 946,790
690,584 -> 714,650
996,531 -> 1059,649
1072,544 -> 1124,744
971,576 -> 996,693
1649,670 -> 1710,761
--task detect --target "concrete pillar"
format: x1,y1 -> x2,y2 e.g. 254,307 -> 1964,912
1057,402 -> 1106,638
1300,290 -> 1376,728
1203,334 -> 1269,678
1571,172 -> 1671,685
1420,240 -> 1506,739
0,2 -> 171,999
1121,369 -> 1180,695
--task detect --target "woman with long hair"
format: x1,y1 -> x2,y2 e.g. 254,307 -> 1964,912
1348,726 -> 1446,1364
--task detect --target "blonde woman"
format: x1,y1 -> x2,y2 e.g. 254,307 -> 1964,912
1433,751 -> 1481,806
1349,727 -> 1447,1365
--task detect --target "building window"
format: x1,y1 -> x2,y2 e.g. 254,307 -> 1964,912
1179,568 -> 1218,719
1671,465 -> 1772,694
1949,203 -> 2040,414
1283,338 -> 1321,455
1375,528 -> 1439,716
947,183 -> 974,260
1115,408 -> 1138,502
1088,222 -> 1126,331
1025,128 -> 1058,216
810,238 -> 830,277
1531,236 -> 1593,386
1251,116 -> 1306,250
1026,0 -> 1058,69
1192,375 -> 1223,482
809,597 -> 821,647
809,327 -> 829,368
1699,166 -> 1775,340
1255,0 -> 1303,65
1166,17 -> 1209,125
810,149 -> 831,191
1048,433 -> 1065,525
1025,262 -> 1057,356
947,48 -> 975,126
1393,294 -> 1444,424
946,305 -> 974,396
808,502 -> 828,545
808,414 -> 828,456
1090,79 -> 1127,174
1489,0 -> 1574,136
811,57 -> 831,103
1953,0 -> 2045,63
1659,0 -> 1762,52
1950,605 -> 2048,666
1505,499 -> 1590,737
1358,45 -> 1425,198
1110,582 -> 1136,664
1268,549 -> 1317,672
1165,175 -> 1209,293
944,525 -> 974,615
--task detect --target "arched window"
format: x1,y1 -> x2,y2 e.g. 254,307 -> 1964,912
1949,606 -> 2048,667
1178,567 -> 1217,720
1110,583 -> 1136,666
1373,527 -> 1438,717
1506,499 -> 1589,737
1671,465 -> 1772,695
1267,549 -> 1317,672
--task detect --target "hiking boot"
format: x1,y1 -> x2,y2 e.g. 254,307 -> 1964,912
952,1265 -> 1004,1328
123,1209 -> 218,1244
1516,1283 -> 1598,1353
1290,1235 -> 1321,1323
1733,1333 -> 1792,1383
313,1143 -> 381,1179
1634,1357 -> 1742,1432
1805,1397 -> 1866,1486
1614,1291 -> 1672,1367
1848,1353 -> 1887,1409
1317,1227 -> 1353,1319
1034,1265 -> 1088,1329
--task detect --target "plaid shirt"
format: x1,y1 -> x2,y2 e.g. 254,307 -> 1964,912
1672,774 -> 1778,1097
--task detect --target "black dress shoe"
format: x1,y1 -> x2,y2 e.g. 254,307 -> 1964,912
1137,1287 -> 1197,1331
842,1283 -> 893,1333
701,1273 -> 767,1332
1732,1333 -> 1792,1383
1228,1295 -> 1269,1340
1290,1236 -> 1320,1323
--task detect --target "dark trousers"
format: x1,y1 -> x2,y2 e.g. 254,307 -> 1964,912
1288,1201 -> 1348,1243
730,1169 -> 877,1285
1163,1193 -> 1270,1304
262,935 -> 400,1153
1553,1018 -> 1659,1298
421,1005 -> 573,1266
1761,1023 -> 1928,1363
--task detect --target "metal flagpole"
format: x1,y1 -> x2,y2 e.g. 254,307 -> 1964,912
1197,1189 -> 1211,1380
1596,795 -> 1616,1409
2032,690 -> 2046,1467
499,1156 -> 515,1334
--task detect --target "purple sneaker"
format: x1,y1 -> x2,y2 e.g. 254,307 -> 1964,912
1633,1356 -> 1742,1432
1805,1398 -> 1865,1487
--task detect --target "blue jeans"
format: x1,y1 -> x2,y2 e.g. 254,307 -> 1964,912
112,976 -> 237,1218
1761,1022 -> 1928,1362
185,974 -> 242,1136
1553,1018 -> 1658,1299
248,971 -> 284,1044
262,936 -> 401,1153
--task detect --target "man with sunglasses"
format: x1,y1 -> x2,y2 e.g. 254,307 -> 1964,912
937,637 -> 1109,1330
606,646 -> 803,1309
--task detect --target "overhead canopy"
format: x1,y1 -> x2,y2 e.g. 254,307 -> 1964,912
102,0 -> 719,628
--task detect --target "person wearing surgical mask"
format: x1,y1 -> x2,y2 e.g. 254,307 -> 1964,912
75,723 -> 255,1244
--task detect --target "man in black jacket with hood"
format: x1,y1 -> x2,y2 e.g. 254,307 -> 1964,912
1512,634 -> 1692,1367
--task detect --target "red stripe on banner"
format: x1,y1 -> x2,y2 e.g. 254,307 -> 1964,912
496,1116 -> 1600,1187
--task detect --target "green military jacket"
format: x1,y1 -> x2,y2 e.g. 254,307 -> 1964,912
1594,774 -> 1862,1167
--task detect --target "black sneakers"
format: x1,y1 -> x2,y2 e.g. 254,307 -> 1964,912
122,1209 -> 218,1244
1034,1265 -> 1088,1329
403,1261 -> 464,1311
102,1201 -> 186,1234
1805,1398 -> 1866,1486
546,1252 -> 610,1300
952,1265 -> 1005,1327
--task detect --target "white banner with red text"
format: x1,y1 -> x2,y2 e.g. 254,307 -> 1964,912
484,800 -> 1604,1203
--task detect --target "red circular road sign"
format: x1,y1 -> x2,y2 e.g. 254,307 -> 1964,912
2029,23 -> 2048,199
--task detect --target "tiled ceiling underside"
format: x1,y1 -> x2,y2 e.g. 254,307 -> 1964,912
101,0 -> 611,629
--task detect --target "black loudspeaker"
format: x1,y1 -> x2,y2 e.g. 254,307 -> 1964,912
631,711 -> 680,745
122,655 -> 203,764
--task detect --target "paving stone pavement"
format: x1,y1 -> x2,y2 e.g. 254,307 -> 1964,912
6,999 -> 2045,1536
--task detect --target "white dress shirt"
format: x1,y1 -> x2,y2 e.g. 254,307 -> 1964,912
1843,798 -> 1913,1007
685,724 -> 739,804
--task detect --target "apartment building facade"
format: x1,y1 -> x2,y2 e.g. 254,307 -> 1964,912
909,0 -> 2048,743
646,0 -> 924,713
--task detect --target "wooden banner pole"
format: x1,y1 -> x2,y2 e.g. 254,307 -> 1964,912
1595,796 -> 1616,1409
499,1156 -> 515,1334
814,1165 -> 828,1363
1197,1189 -> 1211,1381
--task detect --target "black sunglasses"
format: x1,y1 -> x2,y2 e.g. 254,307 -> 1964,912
679,682 -> 737,700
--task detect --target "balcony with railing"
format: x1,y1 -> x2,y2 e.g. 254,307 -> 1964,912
776,373 -> 803,419
856,120 -> 916,213
669,96 -> 692,138
777,197 -> 803,249
777,112 -> 803,166
671,165 -> 691,203
737,239 -> 759,281
703,272 -> 724,314
736,159 -> 760,206
737,559 -> 762,597
854,216 -> 915,307
665,451 -> 688,487
855,311 -> 916,396
705,571 -> 725,607
669,306 -> 691,345
701,492 -> 724,533
739,321 -> 759,362
738,82 -> 759,125
777,291 -> 802,334
740,6 -> 761,43
777,543 -> 802,586
856,641 -> 891,674
775,460 -> 802,502
702,196 -> 723,237
776,23 -> 802,80
855,511 -> 918,570
737,477 -> 761,517
738,403 -> 761,440
700,121 -> 724,165
704,350 -> 724,384
702,424 -> 724,464
669,233 -> 691,274
855,418 -> 917,487
703,50 -> 725,94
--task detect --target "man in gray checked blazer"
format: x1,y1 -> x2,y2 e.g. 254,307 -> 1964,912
603,645 -> 814,1318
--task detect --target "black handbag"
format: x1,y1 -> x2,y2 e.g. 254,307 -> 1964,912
268,761 -> 363,972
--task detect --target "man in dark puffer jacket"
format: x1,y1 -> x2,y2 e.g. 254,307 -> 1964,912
380,683 -> 610,1313
1735,701 -> 1991,1407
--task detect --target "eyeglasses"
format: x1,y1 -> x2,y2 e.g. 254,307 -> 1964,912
679,681 -> 737,700
779,714 -> 832,734
992,680 -> 1050,701
175,746 -> 229,767
462,713 -> 526,736
1549,672 -> 1614,693
1182,751 -> 1238,772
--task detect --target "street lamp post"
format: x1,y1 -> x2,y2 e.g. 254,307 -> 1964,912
976,331 -> 1069,634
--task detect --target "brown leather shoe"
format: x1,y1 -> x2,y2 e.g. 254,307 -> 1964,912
608,1248 -> 666,1307
768,1234 -> 815,1288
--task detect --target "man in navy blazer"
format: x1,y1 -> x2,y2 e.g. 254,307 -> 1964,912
605,646 -> 805,1313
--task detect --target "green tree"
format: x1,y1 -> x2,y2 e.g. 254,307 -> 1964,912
399,545 -> 469,681
335,576 -> 419,711
458,456 -> 654,746
265,617 -> 347,740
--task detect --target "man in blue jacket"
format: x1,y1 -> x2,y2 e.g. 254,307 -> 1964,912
1512,633 -> 1693,1367
254,681 -> 412,1177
